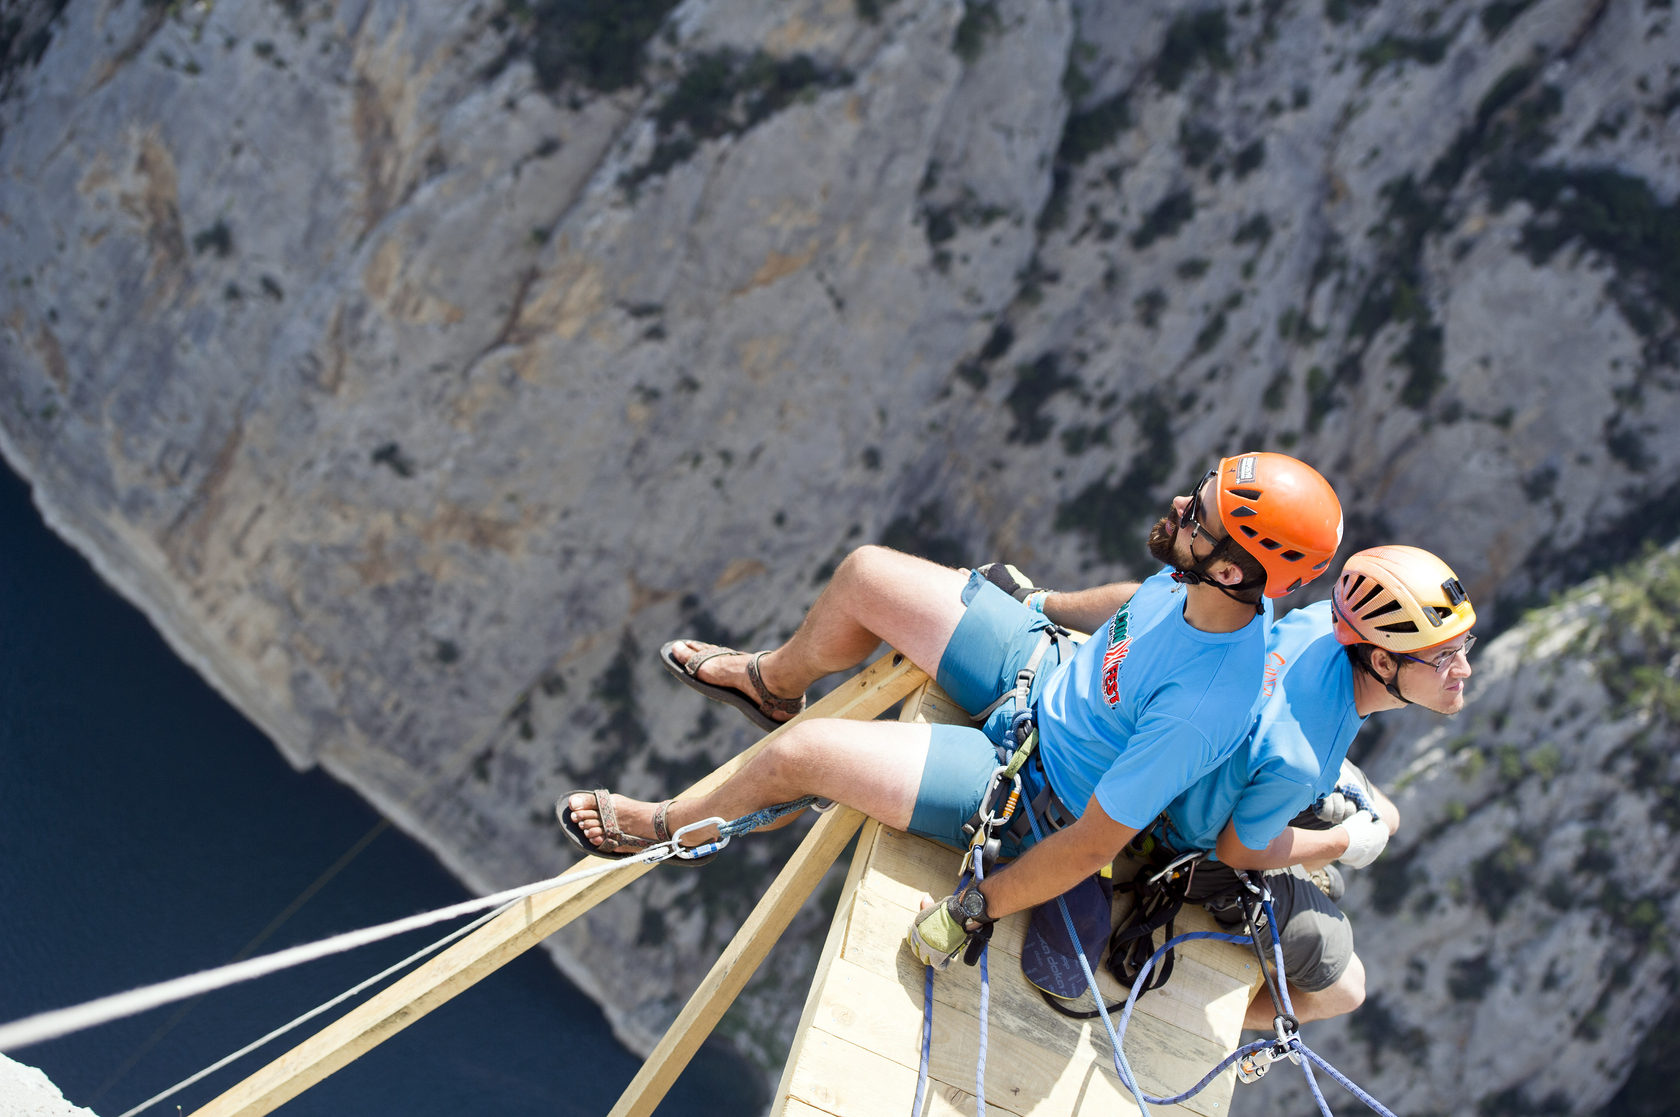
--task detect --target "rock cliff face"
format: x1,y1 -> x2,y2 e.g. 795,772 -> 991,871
1,0 -> 1676,1109
0,1056 -> 98,1117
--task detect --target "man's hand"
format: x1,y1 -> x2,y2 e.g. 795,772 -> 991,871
1313,790 -> 1360,825
906,888 -> 990,970
1335,811 -> 1389,869
976,562 -> 1037,602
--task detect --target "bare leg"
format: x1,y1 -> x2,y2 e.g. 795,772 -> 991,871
670,545 -> 971,705
1243,952 -> 1367,1029
566,719 -> 933,850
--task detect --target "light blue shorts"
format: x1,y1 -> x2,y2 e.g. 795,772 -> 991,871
904,571 -> 1073,857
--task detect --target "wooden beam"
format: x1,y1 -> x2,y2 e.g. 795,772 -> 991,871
606,805 -> 866,1117
608,674 -> 949,1116
190,652 -> 929,1117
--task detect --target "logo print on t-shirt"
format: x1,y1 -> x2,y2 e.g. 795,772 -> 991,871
1261,651 -> 1287,698
1102,604 -> 1132,706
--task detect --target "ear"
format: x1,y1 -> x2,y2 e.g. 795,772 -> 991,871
1368,648 -> 1399,682
1210,558 -> 1247,588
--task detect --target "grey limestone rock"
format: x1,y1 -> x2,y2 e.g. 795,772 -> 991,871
2,0 -> 1678,1105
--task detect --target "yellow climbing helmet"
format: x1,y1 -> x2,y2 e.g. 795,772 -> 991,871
1211,452 -> 1344,598
1331,545 -> 1476,653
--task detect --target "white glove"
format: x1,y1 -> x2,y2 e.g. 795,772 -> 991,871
1313,790 -> 1359,825
1335,811 -> 1389,869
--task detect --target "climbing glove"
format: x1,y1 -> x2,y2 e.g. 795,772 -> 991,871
907,887 -> 992,970
977,562 -> 1036,602
1334,810 -> 1389,869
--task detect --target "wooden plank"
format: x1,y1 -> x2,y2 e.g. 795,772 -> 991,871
781,1026 -> 1011,1117
804,954 -> 1224,1116
840,887 -> 1254,1053
191,652 -> 928,1117
773,679 -> 950,1111
606,806 -> 866,1117
833,890 -> 1240,1112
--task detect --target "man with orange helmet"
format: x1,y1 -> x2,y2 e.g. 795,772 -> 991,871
1093,545 -> 1478,1028
559,453 -> 1343,965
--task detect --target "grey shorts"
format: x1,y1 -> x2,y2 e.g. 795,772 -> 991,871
1189,864 -> 1353,993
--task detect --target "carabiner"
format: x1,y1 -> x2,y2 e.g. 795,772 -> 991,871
671,816 -> 730,859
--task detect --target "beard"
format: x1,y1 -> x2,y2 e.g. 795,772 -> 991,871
1146,514 -> 1180,567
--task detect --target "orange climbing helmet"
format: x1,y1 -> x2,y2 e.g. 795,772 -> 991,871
1331,545 -> 1477,652
1209,452 -> 1343,598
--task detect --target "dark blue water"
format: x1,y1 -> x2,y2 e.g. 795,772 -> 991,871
0,463 -> 763,1116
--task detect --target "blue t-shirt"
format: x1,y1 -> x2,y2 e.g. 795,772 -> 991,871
1033,569 -> 1267,830
1160,599 -> 1366,855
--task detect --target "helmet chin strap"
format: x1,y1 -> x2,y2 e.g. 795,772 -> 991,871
1358,651 -> 1414,706
1169,544 -> 1263,613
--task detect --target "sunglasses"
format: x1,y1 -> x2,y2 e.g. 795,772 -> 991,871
1396,633 -> 1477,674
1178,468 -> 1225,549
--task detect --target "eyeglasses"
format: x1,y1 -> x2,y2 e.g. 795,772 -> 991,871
1396,634 -> 1477,674
1178,468 -> 1223,548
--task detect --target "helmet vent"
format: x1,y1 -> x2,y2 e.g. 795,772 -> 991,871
1350,581 -> 1385,611
1377,620 -> 1420,633
1229,487 -> 1263,501
1279,549 -> 1304,562
1229,506 -> 1258,518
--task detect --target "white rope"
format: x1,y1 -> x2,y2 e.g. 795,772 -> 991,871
0,848 -> 670,1053
115,900 -> 512,1117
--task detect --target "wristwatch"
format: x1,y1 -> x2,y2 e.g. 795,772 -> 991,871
954,885 -> 994,925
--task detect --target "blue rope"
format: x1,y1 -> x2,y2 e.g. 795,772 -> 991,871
977,936 -> 990,1115
1116,929 -> 1264,1105
972,847 -> 990,1116
1022,810 -> 1154,1111
910,965 -> 934,1117
717,795 -> 818,838
1296,1041 -> 1401,1117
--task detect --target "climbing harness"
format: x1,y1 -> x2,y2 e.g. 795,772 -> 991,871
914,749 -> 1403,1117
959,625 -> 1076,865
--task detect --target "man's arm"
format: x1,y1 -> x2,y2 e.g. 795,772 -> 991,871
1215,779 -> 1401,870
975,797 -> 1137,919
1042,583 -> 1141,635
1216,821 -> 1348,870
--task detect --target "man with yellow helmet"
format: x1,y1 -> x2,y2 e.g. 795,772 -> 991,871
1144,545 -> 1476,1027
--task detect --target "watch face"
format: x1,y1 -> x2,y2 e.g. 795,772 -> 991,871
959,889 -> 985,919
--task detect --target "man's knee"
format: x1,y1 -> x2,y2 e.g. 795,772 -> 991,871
1300,952 -> 1366,1022
758,721 -> 825,781
1325,951 -> 1366,1009
837,544 -> 891,577
835,543 -> 929,589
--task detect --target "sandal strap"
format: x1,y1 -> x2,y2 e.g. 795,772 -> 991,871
652,800 -> 674,844
592,788 -> 655,853
680,645 -> 737,679
747,652 -> 806,719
